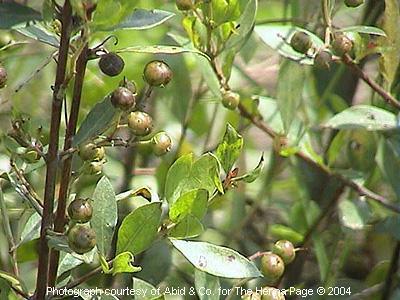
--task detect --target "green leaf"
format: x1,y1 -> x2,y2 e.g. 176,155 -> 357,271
41,0 -> 55,23
0,271 -> 26,293
211,0 -> 241,25
15,24 -> 60,48
338,199 -> 370,230
194,269 -> 221,300
105,252 -> 142,275
323,105 -> 397,131
168,215 -> 204,239
57,253 -> 84,276
132,278 -> 163,300
196,56 -> 222,98
73,96 -> 117,147
169,189 -> 208,223
340,26 -> 386,36
117,45 -> 209,60
117,202 -> 161,255
277,60 -> 305,132
215,124 -> 243,173
233,155 -> 264,183
376,138 -> 400,199
98,9 -> 174,31
165,153 -> 222,205
20,212 -> 41,243
254,25 -> 324,65
92,0 -> 140,31
90,176 -> 118,256
170,239 -> 262,278
375,216 -> 400,240
268,224 -> 303,244
0,2 -> 42,29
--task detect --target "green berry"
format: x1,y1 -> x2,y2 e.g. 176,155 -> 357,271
143,60 -> 172,87
176,0 -> 193,10
222,91 -> 240,110
272,240 -> 295,264
152,132 -> 172,156
67,225 -> 96,254
314,50 -> 332,69
290,31 -> 313,54
260,253 -> 285,280
79,143 -> 105,161
0,65 -> 7,89
111,87 -> 136,111
98,52 -> 125,77
261,287 -> 286,300
345,0 -> 364,7
332,34 -> 353,56
128,111 -> 153,136
68,198 -> 93,223
21,149 -> 40,163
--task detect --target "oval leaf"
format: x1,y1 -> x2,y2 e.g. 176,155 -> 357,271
117,45 -> 209,60
340,25 -> 387,36
90,176 -> 118,256
170,239 -> 262,278
195,269 -> 221,300
0,2 -> 42,29
117,202 -> 162,255
168,215 -> 204,239
215,124 -> 243,173
323,105 -> 397,131
169,189 -> 208,223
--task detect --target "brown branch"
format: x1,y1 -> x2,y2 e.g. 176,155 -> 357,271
342,54 -> 400,110
381,241 -> 400,300
237,103 -> 400,214
35,1 -> 72,299
48,40 -> 89,287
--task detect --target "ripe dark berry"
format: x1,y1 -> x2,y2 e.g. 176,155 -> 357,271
128,111 -> 153,136
111,87 -> 136,111
261,287 -> 286,300
290,31 -> 313,54
68,198 -> 93,223
272,240 -> 295,264
176,0 -> 193,10
314,50 -> 332,69
260,253 -> 285,280
345,0 -> 364,7
143,60 -> 172,87
99,52 -> 125,77
79,143 -> 105,161
0,65 -> 7,89
222,91 -> 240,110
152,132 -> 172,156
332,34 -> 353,56
67,225 -> 96,254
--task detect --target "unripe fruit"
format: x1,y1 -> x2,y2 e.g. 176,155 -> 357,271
21,149 -> 40,163
332,34 -> 353,56
143,60 -> 172,87
67,225 -> 96,254
345,0 -> 364,7
260,253 -> 285,280
314,50 -> 332,69
119,78 -> 137,94
272,240 -> 295,264
128,111 -> 153,136
79,143 -> 105,161
82,161 -> 103,175
261,287 -> 285,300
98,52 -> 125,77
111,87 -> 136,111
222,90 -> 240,110
176,0 -> 193,10
152,132 -> 172,156
0,65 -> 7,89
290,31 -> 312,54
68,198 -> 93,223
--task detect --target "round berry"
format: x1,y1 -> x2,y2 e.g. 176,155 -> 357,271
345,0 -> 364,7
111,87 -> 136,111
314,50 -> 332,69
176,0 -> 193,10
79,143 -> 105,161
143,60 -> 172,87
119,78 -> 137,94
261,287 -> 286,300
260,253 -> 285,280
21,149 -> 40,163
332,34 -> 353,56
68,198 -> 93,223
128,111 -> 153,136
272,240 -> 295,264
0,65 -> 7,89
152,132 -> 172,156
67,225 -> 96,254
222,91 -> 240,110
98,52 -> 125,77
290,31 -> 313,54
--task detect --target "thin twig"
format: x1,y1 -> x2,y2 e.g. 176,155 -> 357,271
381,241 -> 400,300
